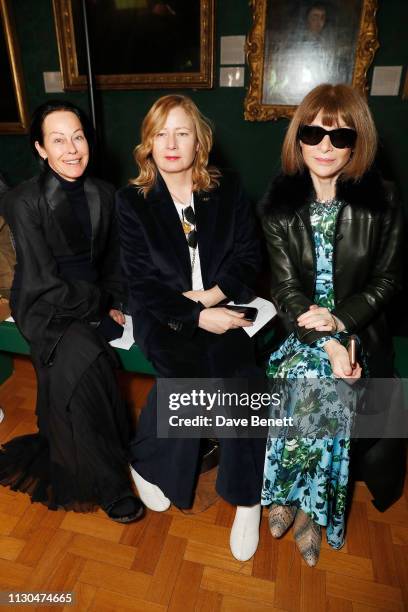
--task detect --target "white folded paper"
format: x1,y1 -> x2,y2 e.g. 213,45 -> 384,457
109,314 -> 134,350
3,315 -> 136,350
227,296 -> 277,337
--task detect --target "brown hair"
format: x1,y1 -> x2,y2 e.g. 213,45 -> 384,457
282,84 -> 378,180
131,94 -> 220,195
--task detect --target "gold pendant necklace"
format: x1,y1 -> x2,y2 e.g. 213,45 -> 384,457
182,219 -> 191,234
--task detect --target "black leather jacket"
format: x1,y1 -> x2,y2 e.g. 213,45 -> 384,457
260,169 -> 404,377
260,168 -> 406,511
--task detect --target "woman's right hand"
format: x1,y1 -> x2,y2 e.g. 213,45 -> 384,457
323,339 -> 362,383
198,308 -> 253,334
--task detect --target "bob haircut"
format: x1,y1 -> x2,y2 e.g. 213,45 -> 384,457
30,100 -> 95,169
282,84 -> 378,180
131,94 -> 220,196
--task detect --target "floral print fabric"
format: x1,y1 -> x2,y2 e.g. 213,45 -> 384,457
262,200 -> 357,549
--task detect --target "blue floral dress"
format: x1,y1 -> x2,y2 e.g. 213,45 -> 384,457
262,199 -> 359,549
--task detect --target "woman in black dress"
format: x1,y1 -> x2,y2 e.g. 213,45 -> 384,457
0,101 -> 143,523
260,84 -> 405,565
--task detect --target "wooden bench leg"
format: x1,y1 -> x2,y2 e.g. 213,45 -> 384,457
0,352 -> 13,385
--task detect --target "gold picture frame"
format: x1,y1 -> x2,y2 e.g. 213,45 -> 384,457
53,0 -> 215,91
0,0 -> 29,133
244,0 -> 379,121
402,70 -> 408,100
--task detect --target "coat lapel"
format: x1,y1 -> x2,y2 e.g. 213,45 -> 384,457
146,173 -> 220,288
43,172 -> 103,261
43,172 -> 89,254
84,177 -> 102,261
194,189 -> 218,285
147,175 -> 192,285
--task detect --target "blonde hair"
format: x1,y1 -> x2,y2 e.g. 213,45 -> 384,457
131,94 -> 221,195
282,84 -> 378,180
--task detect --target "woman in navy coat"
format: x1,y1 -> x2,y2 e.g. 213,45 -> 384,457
116,94 -> 265,560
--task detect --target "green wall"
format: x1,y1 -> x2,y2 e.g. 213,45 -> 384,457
1,0 -> 407,206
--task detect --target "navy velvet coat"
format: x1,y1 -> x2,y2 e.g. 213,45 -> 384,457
116,170 -> 260,361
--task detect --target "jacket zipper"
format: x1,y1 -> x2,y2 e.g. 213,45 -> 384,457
332,202 -> 347,307
296,206 -> 317,300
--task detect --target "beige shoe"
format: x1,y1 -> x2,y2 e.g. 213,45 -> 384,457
293,509 -> 322,567
268,504 -> 297,538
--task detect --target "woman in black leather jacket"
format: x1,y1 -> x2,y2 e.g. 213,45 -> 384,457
260,84 -> 405,566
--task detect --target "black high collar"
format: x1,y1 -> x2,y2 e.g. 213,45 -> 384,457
259,168 -> 389,217
48,165 -> 86,191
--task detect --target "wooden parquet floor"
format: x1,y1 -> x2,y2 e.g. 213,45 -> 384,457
0,357 -> 407,612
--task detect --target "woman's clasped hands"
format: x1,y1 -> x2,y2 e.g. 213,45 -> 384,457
297,304 -> 344,333
297,304 -> 361,382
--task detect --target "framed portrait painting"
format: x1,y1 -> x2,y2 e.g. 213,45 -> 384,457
244,0 -> 379,120
53,0 -> 215,90
0,0 -> 29,133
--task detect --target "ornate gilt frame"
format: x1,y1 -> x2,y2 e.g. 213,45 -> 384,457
53,0 -> 214,90
244,0 -> 379,121
0,0 -> 29,134
402,70 -> 408,100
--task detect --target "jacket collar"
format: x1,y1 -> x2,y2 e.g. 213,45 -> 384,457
260,167 -> 389,217
145,172 -> 219,287
42,171 -> 102,259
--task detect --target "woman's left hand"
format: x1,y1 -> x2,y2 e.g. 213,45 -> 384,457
297,304 -> 344,333
109,309 -> 125,326
324,339 -> 362,384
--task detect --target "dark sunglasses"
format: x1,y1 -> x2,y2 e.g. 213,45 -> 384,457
298,125 -> 357,149
182,206 -> 197,249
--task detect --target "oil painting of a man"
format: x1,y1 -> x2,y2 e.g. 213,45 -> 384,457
262,0 -> 362,105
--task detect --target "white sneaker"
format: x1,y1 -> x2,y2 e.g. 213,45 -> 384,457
230,503 -> 261,561
130,466 -> 170,512
0,407 -> 4,423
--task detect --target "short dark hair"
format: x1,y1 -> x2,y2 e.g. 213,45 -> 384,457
29,100 -> 95,167
306,2 -> 329,16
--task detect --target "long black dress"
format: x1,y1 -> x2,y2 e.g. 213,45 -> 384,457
0,169 -> 134,512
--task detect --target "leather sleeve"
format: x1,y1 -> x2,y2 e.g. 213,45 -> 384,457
332,195 -> 404,332
262,213 -> 329,345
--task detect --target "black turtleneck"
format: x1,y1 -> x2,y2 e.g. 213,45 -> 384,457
49,167 -> 98,284
49,167 -> 92,240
